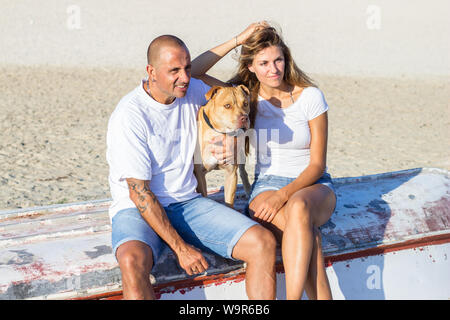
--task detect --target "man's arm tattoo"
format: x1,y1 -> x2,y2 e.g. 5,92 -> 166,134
126,178 -> 185,252
127,179 -> 161,215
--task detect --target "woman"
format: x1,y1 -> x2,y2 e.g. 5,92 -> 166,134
191,22 -> 336,300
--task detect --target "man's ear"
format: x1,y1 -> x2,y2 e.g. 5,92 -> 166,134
146,64 -> 156,82
205,86 -> 222,100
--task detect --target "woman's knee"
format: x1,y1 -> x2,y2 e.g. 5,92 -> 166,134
285,196 -> 312,227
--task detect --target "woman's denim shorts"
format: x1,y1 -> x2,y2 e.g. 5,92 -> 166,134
246,172 -> 336,214
111,195 -> 258,268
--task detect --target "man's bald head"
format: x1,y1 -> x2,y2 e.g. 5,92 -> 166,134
147,35 -> 188,67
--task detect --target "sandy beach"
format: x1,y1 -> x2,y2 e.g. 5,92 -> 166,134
1,0 -> 448,210
0,64 -> 448,210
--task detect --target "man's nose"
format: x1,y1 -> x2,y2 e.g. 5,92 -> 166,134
179,69 -> 190,83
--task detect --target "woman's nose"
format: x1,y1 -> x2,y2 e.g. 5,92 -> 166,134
270,62 -> 279,73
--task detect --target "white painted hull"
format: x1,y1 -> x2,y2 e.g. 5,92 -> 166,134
327,241 -> 450,300
154,240 -> 450,300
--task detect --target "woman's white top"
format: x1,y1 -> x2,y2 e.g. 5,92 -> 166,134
251,86 -> 329,178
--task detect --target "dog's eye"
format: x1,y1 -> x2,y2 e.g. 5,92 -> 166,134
243,101 -> 248,107
224,104 -> 231,109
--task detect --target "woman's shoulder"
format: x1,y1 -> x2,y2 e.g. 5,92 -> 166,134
297,86 -> 329,120
299,86 -> 326,102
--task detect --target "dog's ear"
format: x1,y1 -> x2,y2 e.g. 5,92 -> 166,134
237,84 -> 250,96
205,86 -> 222,101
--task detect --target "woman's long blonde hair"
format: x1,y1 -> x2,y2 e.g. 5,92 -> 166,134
228,26 -> 315,126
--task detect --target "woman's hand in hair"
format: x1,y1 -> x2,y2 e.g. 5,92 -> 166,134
236,21 -> 270,46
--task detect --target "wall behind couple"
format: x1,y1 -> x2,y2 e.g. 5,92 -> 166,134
1,0 -> 449,77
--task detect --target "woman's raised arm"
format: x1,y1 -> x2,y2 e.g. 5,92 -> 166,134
191,22 -> 267,87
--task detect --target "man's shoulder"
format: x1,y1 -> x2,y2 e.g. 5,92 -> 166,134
109,85 -> 147,128
117,85 -> 145,110
114,83 -> 148,113
189,77 -> 207,88
185,78 -> 210,104
189,78 -> 210,95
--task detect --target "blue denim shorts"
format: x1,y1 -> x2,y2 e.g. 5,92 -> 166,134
111,195 -> 258,267
247,172 -> 336,208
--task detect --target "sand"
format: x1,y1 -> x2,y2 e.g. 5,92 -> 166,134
0,64 -> 449,210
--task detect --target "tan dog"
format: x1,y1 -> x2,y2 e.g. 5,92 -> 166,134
194,85 -> 252,208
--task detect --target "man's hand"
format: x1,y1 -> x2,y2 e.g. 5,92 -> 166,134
175,243 -> 209,276
126,178 -> 209,275
209,134 -> 236,166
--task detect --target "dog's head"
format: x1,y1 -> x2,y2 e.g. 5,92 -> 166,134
203,85 -> 250,134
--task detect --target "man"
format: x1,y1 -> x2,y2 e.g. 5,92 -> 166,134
106,35 -> 277,300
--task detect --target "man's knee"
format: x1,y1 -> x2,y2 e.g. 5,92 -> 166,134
234,225 -> 277,261
116,241 -> 154,274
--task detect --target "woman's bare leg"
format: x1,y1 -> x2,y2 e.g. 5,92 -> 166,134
249,184 -> 335,300
304,227 -> 332,300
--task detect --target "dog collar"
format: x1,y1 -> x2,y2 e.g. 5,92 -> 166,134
202,109 -> 246,137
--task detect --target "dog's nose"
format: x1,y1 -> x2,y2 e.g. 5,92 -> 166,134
238,114 -> 249,125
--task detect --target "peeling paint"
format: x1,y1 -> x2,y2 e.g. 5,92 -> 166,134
84,246 -> 112,259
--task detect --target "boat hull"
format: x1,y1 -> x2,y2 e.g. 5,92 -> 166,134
0,167 -> 449,300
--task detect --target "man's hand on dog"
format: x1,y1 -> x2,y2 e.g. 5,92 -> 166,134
209,135 -> 236,165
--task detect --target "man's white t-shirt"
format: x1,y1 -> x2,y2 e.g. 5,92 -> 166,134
252,86 -> 329,178
106,78 -> 210,220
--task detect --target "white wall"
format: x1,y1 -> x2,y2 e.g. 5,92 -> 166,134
1,0 -> 449,77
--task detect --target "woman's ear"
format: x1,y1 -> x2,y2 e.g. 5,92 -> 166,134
247,63 -> 255,73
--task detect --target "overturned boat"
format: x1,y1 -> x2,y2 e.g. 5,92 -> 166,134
0,167 -> 449,300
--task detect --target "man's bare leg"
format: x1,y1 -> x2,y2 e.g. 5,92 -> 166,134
231,225 -> 277,299
116,240 -> 155,300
